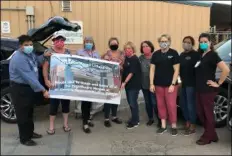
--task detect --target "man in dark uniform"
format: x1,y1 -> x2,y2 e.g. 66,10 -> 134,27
9,35 -> 51,146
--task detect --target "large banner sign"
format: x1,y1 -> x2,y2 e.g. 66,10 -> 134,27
49,54 -> 121,104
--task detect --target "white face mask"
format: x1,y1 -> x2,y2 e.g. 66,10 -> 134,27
159,42 -> 170,49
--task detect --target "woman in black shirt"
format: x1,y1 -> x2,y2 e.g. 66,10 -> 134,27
195,33 -> 230,145
179,36 -> 200,135
150,34 -> 180,136
121,41 -> 141,129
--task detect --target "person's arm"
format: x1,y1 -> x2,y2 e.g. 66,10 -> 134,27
168,51 -> 180,92
150,53 -> 156,92
121,57 -> 137,88
42,60 -> 52,88
172,64 -> 180,85
123,73 -> 133,84
217,61 -> 230,86
15,59 -> 46,92
171,51 -> 180,85
150,64 -> 155,86
207,52 -> 230,87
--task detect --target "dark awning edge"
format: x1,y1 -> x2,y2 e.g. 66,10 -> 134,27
162,1 -> 213,7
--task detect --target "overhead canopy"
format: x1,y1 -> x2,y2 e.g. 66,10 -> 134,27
210,3 -> 231,30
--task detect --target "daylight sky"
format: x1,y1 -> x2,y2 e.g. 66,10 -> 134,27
204,1 -> 231,5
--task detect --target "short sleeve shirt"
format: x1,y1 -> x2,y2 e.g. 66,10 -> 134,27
179,50 -> 201,87
102,50 -> 125,71
76,49 -> 100,59
151,48 -> 180,86
102,50 -> 125,88
122,55 -> 141,90
139,55 -> 151,89
151,48 -> 180,87
195,51 -> 222,93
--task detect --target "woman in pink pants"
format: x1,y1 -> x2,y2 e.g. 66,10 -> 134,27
150,34 -> 180,136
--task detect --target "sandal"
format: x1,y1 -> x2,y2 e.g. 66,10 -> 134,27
63,126 -> 71,132
46,129 -> 55,135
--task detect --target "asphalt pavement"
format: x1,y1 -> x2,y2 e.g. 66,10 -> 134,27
1,91 -> 231,155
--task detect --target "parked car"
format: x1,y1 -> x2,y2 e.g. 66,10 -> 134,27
0,16 -> 81,123
214,39 -> 231,127
227,65 -> 232,131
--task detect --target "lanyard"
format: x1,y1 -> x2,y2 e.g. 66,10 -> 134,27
87,51 -> 94,58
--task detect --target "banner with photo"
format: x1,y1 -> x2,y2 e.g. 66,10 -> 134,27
49,54 -> 121,105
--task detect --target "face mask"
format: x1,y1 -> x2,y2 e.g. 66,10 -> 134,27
125,49 -> 133,57
143,47 -> 151,56
23,46 -> 34,54
182,43 -> 192,51
54,40 -> 65,48
159,42 -> 169,49
110,44 -> 119,51
199,43 -> 209,51
85,43 -> 93,50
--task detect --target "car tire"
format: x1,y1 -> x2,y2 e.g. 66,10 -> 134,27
0,87 -> 17,123
214,88 -> 228,128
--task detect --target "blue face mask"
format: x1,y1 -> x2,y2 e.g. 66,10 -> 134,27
199,43 -> 209,51
23,46 -> 34,54
85,43 -> 93,50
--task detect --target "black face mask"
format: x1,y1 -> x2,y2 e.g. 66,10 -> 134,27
110,44 -> 119,51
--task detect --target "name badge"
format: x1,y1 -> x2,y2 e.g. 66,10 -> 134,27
194,61 -> 201,68
34,67 -> 38,72
185,56 -> 191,60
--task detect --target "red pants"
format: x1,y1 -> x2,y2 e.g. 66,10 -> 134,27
196,92 -> 218,142
155,86 -> 178,124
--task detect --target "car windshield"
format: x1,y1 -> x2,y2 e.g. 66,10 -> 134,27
216,39 -> 231,61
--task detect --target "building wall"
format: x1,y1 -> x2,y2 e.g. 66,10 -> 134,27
1,1 -> 210,54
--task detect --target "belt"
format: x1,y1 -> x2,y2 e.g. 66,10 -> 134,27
10,81 -> 30,87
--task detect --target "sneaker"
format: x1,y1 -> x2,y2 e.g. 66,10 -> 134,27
104,120 -> 112,127
88,121 -> 94,127
83,125 -> 91,134
126,123 -> 138,129
156,127 -> 167,134
171,128 -> 178,136
146,120 -> 154,126
20,140 -> 37,146
32,132 -> 42,139
112,118 -> 122,124
184,129 -> 196,136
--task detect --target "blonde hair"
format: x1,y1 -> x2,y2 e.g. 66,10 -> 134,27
123,41 -> 136,53
158,34 -> 171,43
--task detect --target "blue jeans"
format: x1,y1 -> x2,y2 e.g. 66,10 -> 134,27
142,89 -> 159,121
125,89 -> 140,124
180,87 -> 197,124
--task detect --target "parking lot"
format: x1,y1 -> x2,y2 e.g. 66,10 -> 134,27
1,95 -> 231,155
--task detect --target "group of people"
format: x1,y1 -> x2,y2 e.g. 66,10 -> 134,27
9,33 -> 230,146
